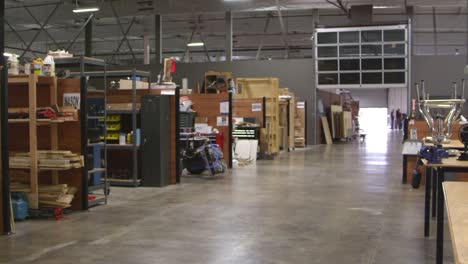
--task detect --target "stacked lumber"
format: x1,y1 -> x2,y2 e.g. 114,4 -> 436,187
10,183 -> 77,209
10,150 -> 84,170
295,102 -> 306,147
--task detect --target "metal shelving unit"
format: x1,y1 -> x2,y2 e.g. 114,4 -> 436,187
105,69 -> 150,187
55,56 -> 109,209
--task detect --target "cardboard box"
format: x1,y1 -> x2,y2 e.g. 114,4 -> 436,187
119,79 -> 149,90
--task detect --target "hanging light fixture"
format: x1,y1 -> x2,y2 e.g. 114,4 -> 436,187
187,42 -> 204,47
73,0 -> 100,13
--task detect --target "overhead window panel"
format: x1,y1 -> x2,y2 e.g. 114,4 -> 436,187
384,72 -> 405,84
384,30 -> 405,42
362,73 -> 383,84
362,59 -> 382,70
317,32 -> 337,44
340,73 -> 360,84
384,44 -> 405,56
318,46 -> 337,58
361,30 -> 382,42
340,59 -> 360,71
318,60 -> 338,71
384,58 -> 405,70
318,73 -> 338,85
339,45 -> 360,57
362,45 -> 382,57
315,25 -> 408,88
339,31 -> 359,43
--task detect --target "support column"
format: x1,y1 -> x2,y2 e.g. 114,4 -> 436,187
407,6 -> 414,115
85,16 -> 93,57
311,9 -> 319,145
143,34 -> 150,65
0,0 -> 11,234
155,14 -> 162,65
225,11 -> 233,61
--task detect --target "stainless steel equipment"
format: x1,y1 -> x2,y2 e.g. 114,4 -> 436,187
415,80 -> 466,145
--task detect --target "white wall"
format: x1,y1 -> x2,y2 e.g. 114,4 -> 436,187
349,89 -> 388,108
388,88 -> 408,114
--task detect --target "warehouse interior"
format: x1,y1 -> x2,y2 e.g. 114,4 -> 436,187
1,0 -> 468,264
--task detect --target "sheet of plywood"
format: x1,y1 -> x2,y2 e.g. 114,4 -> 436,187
443,182 -> 468,264
330,105 -> 342,139
321,117 -> 332,145
342,111 -> 353,138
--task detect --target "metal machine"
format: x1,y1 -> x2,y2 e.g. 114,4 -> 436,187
416,80 -> 466,163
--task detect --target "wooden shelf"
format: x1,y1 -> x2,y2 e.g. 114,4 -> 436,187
8,119 -> 77,125
9,166 -> 81,171
8,74 -> 56,85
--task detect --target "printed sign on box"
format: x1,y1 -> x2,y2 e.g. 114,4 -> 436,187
63,93 -> 81,109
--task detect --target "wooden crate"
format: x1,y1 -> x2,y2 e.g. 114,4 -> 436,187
236,78 -> 279,154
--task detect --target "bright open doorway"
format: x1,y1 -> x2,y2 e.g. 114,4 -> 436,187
359,108 -> 389,140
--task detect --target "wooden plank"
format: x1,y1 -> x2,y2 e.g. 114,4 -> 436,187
28,75 -> 39,209
289,96 -> 296,149
321,116 -> 332,145
443,182 -> 468,264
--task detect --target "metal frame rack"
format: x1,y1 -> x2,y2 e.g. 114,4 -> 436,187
54,56 -> 109,209
105,69 -> 151,187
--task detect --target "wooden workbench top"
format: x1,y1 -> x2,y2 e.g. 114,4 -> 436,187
423,140 -> 465,149
423,157 -> 468,168
443,182 -> 468,264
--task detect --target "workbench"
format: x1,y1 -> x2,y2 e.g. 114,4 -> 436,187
403,140 -> 465,185
422,157 -> 468,264
442,182 -> 468,264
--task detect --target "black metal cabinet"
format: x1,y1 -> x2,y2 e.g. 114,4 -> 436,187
141,95 -> 171,187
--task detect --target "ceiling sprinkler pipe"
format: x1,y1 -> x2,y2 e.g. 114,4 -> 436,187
421,80 -> 426,100
462,79 -> 466,99
415,83 -> 420,103
453,82 -> 458,99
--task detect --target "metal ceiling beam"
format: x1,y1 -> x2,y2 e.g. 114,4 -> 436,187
24,6 -> 62,50
432,7 -> 438,55
19,1 -> 62,58
5,2 -> 62,10
66,14 -> 94,51
4,19 -> 39,58
5,46 -> 47,54
199,32 -> 211,62
256,13 -> 272,60
276,0 -> 289,59
155,14 -> 162,64
111,1 -> 137,63
85,16 -> 93,57
225,11 -> 232,61
110,17 -> 137,63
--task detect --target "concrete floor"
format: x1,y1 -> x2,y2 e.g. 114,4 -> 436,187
0,132 -> 453,264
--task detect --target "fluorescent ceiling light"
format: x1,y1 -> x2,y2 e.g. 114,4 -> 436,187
187,42 -> 204,47
73,7 -> 100,13
373,5 -> 400,9
3,53 -> 13,57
